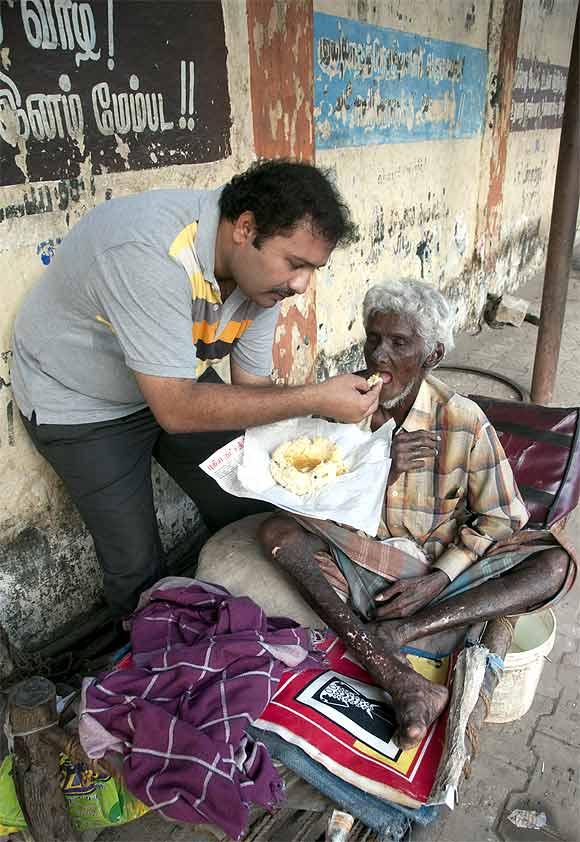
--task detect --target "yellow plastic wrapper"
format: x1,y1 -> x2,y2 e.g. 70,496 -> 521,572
0,753 -> 149,835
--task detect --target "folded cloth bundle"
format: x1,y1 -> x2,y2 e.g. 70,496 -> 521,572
79,578 -> 322,840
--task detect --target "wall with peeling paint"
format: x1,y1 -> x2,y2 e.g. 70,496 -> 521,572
313,0 -> 577,378
0,0 -> 255,650
496,1 -> 576,294
246,0 -> 318,387
314,0 -> 493,374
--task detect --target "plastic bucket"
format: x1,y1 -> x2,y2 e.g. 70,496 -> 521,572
486,609 -> 556,724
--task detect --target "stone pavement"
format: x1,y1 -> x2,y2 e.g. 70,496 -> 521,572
95,267 -> 580,842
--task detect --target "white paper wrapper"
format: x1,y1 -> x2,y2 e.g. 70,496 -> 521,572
200,417 -> 394,536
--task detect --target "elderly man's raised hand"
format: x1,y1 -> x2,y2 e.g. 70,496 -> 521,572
390,430 -> 440,477
315,374 -> 381,423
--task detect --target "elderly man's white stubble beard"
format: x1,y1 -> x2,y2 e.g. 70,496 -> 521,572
380,374 -> 423,411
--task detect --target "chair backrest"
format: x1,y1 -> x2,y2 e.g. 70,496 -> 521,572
469,395 -> 580,529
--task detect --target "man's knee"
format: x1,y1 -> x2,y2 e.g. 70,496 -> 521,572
258,515 -> 305,558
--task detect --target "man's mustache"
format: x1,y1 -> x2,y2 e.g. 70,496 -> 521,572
270,287 -> 296,298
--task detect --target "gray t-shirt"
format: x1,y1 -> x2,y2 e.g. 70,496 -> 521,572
11,188 -> 280,424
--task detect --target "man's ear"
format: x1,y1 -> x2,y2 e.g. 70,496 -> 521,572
232,211 -> 257,246
423,342 -> 445,369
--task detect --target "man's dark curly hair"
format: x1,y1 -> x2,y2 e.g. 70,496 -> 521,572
219,159 -> 357,249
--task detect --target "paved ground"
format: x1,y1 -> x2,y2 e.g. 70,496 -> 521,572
94,267 -> 580,842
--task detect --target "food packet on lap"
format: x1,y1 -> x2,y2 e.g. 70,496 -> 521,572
201,417 -> 394,536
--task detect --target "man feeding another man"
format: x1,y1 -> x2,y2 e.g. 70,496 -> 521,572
214,279 -> 576,750
11,159 -> 381,622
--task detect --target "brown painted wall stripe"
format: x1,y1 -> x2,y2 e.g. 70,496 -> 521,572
246,0 -> 317,385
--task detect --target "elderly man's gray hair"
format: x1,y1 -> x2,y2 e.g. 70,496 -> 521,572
363,280 -> 455,357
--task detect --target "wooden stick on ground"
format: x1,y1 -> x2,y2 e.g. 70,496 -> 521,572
463,616 -> 515,776
0,623 -> 14,683
41,724 -> 123,782
8,676 -> 79,842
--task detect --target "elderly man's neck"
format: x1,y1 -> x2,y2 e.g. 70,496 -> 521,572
382,374 -> 425,427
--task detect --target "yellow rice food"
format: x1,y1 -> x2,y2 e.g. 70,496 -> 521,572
270,436 -> 348,496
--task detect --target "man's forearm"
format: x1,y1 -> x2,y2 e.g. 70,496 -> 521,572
149,380 -> 319,433
135,370 -> 379,431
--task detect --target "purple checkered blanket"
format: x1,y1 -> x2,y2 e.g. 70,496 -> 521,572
80,578 -> 321,839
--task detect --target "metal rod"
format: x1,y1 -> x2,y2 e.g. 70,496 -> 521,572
531,10 -> 580,404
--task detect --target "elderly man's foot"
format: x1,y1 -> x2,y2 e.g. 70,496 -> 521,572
370,656 -> 449,750
389,673 -> 449,750
393,681 -> 449,749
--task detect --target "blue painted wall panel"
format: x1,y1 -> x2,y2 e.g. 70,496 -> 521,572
314,13 -> 488,149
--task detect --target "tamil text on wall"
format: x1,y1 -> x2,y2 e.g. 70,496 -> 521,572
0,0 -> 232,185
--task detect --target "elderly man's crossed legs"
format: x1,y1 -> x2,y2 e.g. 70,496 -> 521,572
259,515 -> 569,750
369,544 -> 568,655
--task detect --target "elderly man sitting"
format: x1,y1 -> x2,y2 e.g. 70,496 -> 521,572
201,280 -> 576,752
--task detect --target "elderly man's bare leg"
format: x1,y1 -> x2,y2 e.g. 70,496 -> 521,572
259,515 -> 449,750
371,548 -> 569,653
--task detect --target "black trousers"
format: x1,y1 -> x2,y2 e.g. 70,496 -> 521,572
21,407 -> 270,619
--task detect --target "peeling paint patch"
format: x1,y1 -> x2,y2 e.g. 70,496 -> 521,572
272,297 -> 317,385
114,133 -> 130,167
14,139 -> 29,180
0,47 -> 11,71
478,0 -> 523,272
247,0 -> 314,160
36,238 -> 62,266
316,342 -> 365,382
314,13 -> 488,148
268,100 -> 284,142
267,1 -> 286,40
465,3 -> 477,31
454,215 -> 468,256
0,176 -> 95,223
252,20 -> 265,65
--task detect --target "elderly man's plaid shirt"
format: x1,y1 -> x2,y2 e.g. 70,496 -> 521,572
377,375 -> 529,581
